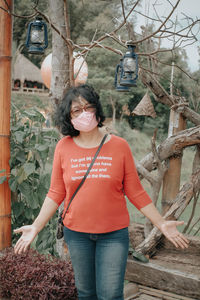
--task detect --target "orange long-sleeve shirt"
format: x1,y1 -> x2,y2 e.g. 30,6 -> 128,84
47,134 -> 152,233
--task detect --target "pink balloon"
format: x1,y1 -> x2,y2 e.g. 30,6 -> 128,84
41,53 -> 88,89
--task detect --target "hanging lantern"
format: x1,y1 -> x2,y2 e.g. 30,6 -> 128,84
25,16 -> 48,55
114,59 -> 130,92
116,44 -> 138,88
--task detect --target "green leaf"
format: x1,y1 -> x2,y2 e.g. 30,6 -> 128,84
26,192 -> 39,210
0,176 -> 7,184
24,108 -> 45,123
11,168 -> 18,176
23,163 -> 36,177
9,177 -> 18,192
24,109 -> 37,118
14,131 -> 26,143
16,151 -> 26,163
42,173 -> 51,189
36,228 -> 50,249
17,167 -> 27,184
0,169 -> 6,174
12,201 -> 24,218
18,181 -> 32,197
35,144 -> 49,152
24,207 -> 33,220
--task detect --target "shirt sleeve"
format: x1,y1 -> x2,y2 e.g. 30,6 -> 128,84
46,142 -> 66,205
123,141 -> 152,210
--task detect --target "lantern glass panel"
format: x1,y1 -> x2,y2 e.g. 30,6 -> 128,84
123,57 -> 136,73
31,27 -> 44,44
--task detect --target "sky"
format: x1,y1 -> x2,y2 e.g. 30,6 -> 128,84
135,0 -> 200,72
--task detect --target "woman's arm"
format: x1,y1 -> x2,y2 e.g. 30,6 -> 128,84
32,196 -> 59,232
140,203 -> 189,249
14,196 -> 59,254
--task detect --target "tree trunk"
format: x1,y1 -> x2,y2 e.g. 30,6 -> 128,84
49,0 -> 70,259
49,0 -> 70,106
0,0 -> 12,250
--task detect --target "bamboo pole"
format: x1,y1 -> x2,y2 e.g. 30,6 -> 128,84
0,0 -> 12,250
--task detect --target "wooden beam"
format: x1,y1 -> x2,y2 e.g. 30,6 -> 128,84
137,125 -> 200,176
125,258 -> 200,299
0,0 -> 12,250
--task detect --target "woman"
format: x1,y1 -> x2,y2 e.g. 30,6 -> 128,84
14,84 -> 189,300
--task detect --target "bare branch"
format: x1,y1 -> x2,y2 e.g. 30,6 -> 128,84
137,125 -> 200,179
113,0 -> 140,35
134,0 -> 181,45
188,215 -> 200,234
135,168 -> 200,255
34,8 -> 74,48
78,0 -> 140,57
139,129 -> 168,237
183,192 -> 199,234
0,0 -> 39,18
3,0 -> 9,9
120,0 -> 126,26
139,70 -> 200,125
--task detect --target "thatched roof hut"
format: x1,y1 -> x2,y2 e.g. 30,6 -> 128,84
12,54 -> 43,84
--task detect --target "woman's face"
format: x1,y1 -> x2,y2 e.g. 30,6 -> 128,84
70,96 -> 98,132
70,97 -> 96,119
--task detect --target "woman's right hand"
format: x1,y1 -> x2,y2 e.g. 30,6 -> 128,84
14,225 -> 38,254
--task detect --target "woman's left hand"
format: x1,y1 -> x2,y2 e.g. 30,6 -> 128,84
160,220 -> 189,249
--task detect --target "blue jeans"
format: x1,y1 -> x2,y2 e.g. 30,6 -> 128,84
64,226 -> 129,300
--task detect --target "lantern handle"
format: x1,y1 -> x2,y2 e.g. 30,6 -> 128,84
114,63 -> 122,88
25,21 -> 33,48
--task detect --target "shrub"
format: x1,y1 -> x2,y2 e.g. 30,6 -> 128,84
0,248 -> 77,300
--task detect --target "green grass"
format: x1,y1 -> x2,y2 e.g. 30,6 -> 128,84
11,92 -> 50,110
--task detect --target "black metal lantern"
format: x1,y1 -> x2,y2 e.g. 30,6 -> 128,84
25,17 -> 48,54
114,59 -> 130,92
116,44 -> 138,88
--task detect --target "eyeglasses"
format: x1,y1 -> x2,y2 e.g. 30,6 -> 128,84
71,104 -> 96,118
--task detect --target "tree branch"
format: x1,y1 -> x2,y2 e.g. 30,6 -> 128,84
135,168 -> 200,255
133,0 -> 181,45
137,125 -> 200,176
139,70 -> 200,125
0,0 -> 39,18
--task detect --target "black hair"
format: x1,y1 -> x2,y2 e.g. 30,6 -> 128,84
53,84 -> 105,137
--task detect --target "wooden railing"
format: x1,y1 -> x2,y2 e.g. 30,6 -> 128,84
12,87 -> 49,94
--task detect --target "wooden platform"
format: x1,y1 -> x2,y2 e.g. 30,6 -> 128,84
126,224 -> 200,299
124,283 -> 198,300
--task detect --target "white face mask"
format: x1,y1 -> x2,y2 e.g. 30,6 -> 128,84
71,111 -> 98,132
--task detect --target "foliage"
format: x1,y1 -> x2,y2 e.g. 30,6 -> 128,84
0,247 -> 77,300
8,104 -> 60,255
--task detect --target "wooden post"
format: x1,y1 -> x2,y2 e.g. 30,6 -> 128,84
0,0 -> 12,250
162,110 -> 186,214
161,63 -> 187,214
